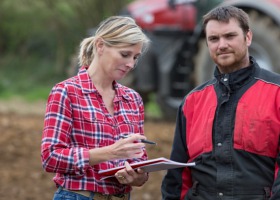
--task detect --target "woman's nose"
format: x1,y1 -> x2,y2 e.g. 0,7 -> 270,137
126,59 -> 136,69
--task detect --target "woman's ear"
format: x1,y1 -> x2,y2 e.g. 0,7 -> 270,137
95,38 -> 105,55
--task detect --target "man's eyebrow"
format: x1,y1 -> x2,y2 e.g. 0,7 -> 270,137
208,31 -> 238,37
225,31 -> 238,34
207,34 -> 219,39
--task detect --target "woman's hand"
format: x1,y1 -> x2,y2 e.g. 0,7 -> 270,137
115,161 -> 149,186
109,134 -> 146,160
89,134 -> 146,165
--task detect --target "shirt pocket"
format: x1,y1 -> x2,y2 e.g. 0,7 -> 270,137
79,109 -> 113,148
116,114 -> 141,135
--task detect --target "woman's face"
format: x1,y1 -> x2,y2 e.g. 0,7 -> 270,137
98,42 -> 143,81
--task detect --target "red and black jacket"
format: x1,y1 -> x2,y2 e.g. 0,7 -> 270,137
161,57 -> 280,200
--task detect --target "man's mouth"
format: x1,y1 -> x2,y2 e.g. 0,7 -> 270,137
217,51 -> 232,56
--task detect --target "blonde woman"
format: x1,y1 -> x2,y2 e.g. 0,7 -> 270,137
41,16 -> 150,200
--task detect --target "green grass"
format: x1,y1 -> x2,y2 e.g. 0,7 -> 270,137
0,54 -> 163,119
0,54 -> 67,102
0,87 -> 53,103
145,93 -> 162,119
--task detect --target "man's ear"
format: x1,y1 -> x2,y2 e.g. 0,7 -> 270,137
246,29 -> 253,46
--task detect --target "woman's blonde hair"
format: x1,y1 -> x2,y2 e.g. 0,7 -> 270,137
78,16 -> 150,66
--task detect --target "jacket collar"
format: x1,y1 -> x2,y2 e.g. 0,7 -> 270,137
214,56 -> 257,92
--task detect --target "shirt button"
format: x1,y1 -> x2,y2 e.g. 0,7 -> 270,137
218,192 -> 223,196
217,143 -> 222,147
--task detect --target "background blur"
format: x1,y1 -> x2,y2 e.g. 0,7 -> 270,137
0,0 -> 133,100
0,0 -> 172,199
2,0 -> 280,199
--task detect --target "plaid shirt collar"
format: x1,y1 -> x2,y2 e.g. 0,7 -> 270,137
78,66 -> 133,102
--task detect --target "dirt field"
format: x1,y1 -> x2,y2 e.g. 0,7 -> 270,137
0,99 -> 176,200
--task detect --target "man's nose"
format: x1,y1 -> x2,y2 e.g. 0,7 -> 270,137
218,38 -> 228,49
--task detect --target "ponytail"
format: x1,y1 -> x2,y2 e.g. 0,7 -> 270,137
78,36 -> 96,66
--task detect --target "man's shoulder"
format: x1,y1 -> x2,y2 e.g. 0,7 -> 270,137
188,78 -> 217,96
180,78 -> 217,106
256,67 -> 280,86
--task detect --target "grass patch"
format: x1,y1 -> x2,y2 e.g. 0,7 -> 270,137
0,54 -> 67,101
145,93 -> 162,119
0,54 -> 163,119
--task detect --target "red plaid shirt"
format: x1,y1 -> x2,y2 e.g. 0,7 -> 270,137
41,67 -> 147,194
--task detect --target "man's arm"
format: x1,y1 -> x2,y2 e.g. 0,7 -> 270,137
161,102 -> 192,200
270,150 -> 280,200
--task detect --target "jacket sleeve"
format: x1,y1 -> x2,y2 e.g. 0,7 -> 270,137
161,102 -> 192,200
270,99 -> 280,200
270,152 -> 280,199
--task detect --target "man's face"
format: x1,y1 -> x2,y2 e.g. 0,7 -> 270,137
205,18 -> 252,73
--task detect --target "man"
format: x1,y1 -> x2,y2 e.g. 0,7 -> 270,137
161,5 -> 280,200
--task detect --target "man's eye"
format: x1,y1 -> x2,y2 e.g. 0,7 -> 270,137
226,35 -> 235,39
209,37 -> 218,42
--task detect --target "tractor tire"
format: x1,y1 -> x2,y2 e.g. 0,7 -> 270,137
156,96 -> 181,121
194,10 -> 280,85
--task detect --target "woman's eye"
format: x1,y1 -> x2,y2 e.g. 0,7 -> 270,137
121,52 -> 129,58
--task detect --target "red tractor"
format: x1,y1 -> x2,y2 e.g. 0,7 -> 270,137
121,0 -> 280,120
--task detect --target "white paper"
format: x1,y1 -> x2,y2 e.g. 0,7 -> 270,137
98,157 -> 195,180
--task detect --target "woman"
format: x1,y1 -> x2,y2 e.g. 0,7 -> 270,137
41,16 -> 150,200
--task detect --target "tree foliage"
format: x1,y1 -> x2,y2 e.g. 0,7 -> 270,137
0,0 -> 132,72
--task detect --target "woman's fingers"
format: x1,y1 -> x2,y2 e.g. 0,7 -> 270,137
111,135 -> 146,159
115,162 -> 148,186
123,134 -> 147,143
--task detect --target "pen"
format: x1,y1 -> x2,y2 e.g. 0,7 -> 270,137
122,135 -> 157,145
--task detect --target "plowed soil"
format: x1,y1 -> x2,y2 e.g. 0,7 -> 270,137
0,99 -> 175,200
